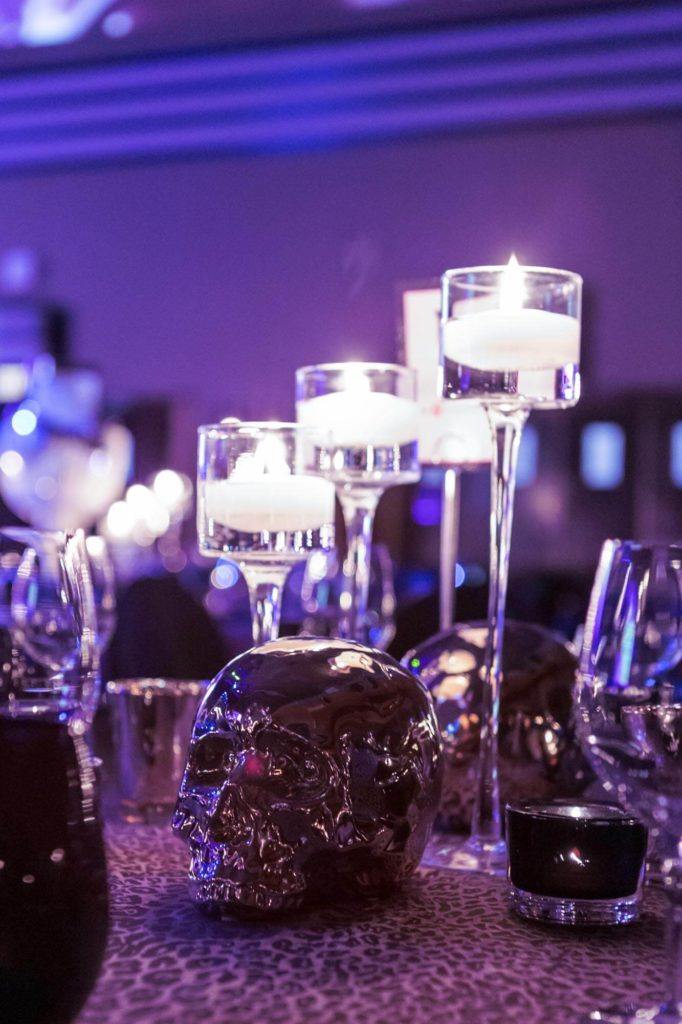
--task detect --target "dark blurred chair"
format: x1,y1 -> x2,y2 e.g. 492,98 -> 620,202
102,575 -> 232,682
391,569 -> 591,660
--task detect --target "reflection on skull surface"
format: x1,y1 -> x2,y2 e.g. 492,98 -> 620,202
174,638 -> 442,914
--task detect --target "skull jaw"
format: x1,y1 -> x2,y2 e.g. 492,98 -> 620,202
175,799 -> 310,914
186,833 -> 308,915
175,805 -> 428,914
190,876 -> 305,916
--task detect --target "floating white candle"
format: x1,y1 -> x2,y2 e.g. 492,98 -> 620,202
205,477 -> 334,533
443,255 -> 580,372
205,435 -> 335,533
297,367 -> 419,448
443,309 -> 579,371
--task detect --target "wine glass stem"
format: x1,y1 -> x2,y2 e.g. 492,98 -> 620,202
470,405 -> 528,850
243,567 -> 289,645
662,854 -> 682,1017
439,467 -> 461,632
338,490 -> 380,643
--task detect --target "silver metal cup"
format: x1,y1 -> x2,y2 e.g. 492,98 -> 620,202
105,678 -> 208,824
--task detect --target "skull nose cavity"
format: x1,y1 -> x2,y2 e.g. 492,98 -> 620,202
207,784 -> 253,842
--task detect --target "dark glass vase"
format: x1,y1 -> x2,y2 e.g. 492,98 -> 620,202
0,716 -> 109,1024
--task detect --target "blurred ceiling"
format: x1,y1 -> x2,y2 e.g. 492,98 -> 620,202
0,0 -> 636,69
1,0 -> 678,172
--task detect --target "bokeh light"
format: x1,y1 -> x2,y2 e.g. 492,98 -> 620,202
106,500 -> 135,539
11,406 -> 38,436
0,450 -> 24,477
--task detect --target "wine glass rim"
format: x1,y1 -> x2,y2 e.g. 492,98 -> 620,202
107,678 -> 209,697
0,526 -> 73,545
601,537 -> 682,555
295,361 -> 416,378
442,265 -> 583,286
622,702 -> 682,715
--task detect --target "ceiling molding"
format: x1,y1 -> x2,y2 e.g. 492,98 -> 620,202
0,3 -> 680,171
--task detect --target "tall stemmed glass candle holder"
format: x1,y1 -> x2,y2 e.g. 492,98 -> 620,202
441,258 -> 582,874
296,363 -> 420,644
197,422 -> 335,644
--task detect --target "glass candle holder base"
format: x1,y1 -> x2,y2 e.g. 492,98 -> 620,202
509,885 -> 641,926
421,832 -> 507,876
443,357 -> 580,409
582,1008 -> 680,1024
199,526 -> 333,563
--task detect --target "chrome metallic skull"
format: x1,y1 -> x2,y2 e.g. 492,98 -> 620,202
173,637 -> 442,915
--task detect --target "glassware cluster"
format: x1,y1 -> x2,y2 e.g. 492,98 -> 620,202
0,527 -> 100,726
576,540 -> 682,1024
195,257 -> 583,882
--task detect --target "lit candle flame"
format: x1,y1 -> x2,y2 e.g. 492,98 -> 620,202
233,435 -> 291,479
499,253 -> 525,314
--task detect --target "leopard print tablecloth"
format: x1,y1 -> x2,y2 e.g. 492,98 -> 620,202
77,825 -> 664,1024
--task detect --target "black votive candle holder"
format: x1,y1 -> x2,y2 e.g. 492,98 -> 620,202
506,799 -> 648,926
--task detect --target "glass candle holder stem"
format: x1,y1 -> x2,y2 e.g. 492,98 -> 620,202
242,565 -> 290,645
470,405 -> 528,866
338,490 -> 380,643
439,467 -> 462,632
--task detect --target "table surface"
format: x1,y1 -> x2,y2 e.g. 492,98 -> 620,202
78,825 -> 665,1024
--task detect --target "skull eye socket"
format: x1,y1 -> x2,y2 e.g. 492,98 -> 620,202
190,732 -> 236,781
254,731 -> 330,801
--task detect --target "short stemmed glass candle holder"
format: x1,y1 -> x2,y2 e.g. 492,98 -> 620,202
197,422 -> 335,644
296,363 -> 419,645
440,257 -> 582,875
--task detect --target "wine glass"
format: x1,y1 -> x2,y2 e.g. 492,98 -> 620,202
576,539 -> 682,1023
441,257 -> 582,874
197,421 -> 335,644
85,535 -> 117,654
0,528 -> 99,726
296,362 -> 419,645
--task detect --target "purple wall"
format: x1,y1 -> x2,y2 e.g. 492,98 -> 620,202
0,115 -> 679,474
